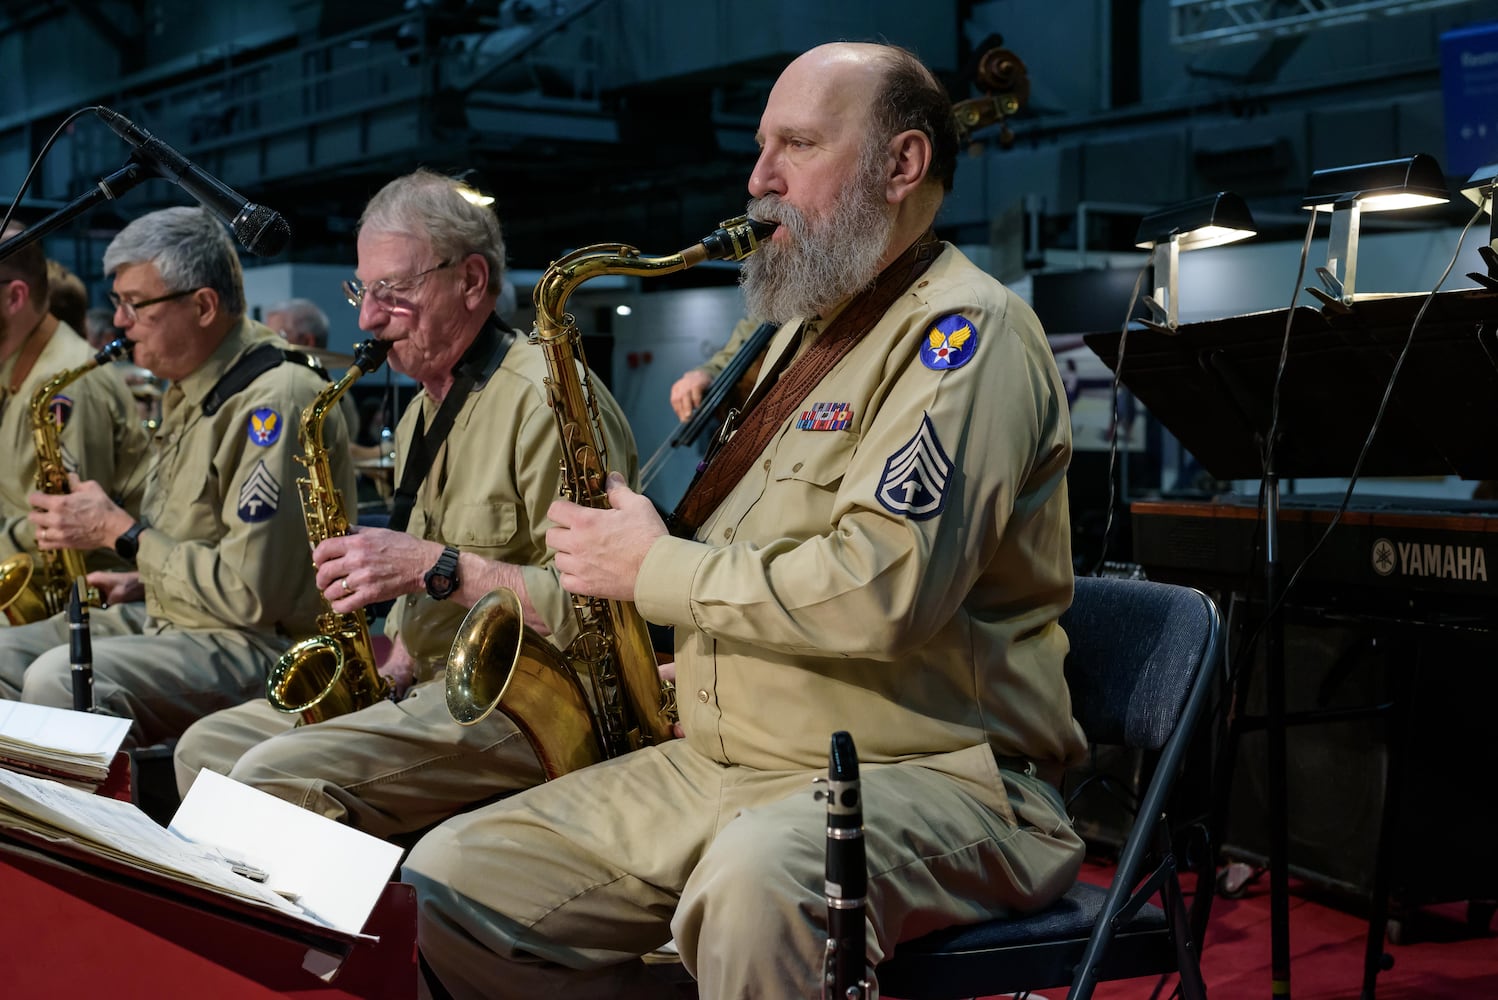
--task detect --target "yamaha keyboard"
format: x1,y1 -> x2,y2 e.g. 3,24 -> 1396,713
1131,493 -> 1498,622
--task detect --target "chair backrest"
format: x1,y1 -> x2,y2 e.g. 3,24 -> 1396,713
1060,577 -> 1220,753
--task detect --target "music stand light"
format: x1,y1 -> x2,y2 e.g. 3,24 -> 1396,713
1135,191 -> 1257,332
1462,163 -> 1498,290
1302,153 -> 1450,308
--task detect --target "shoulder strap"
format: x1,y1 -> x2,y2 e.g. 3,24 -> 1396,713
386,320 -> 515,534
202,344 -> 330,416
670,232 -> 941,537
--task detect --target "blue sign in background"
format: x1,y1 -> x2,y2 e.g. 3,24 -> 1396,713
1442,21 -> 1498,177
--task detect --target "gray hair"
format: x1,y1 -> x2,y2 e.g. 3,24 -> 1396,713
103,207 -> 246,318
266,297 -> 330,347
359,169 -> 505,294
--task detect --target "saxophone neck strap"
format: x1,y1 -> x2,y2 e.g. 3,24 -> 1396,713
5,313 -> 56,395
387,318 -> 515,535
669,231 -> 941,537
202,343 -> 329,417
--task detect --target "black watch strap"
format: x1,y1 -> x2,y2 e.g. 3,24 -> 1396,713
423,545 -> 461,600
114,521 -> 146,561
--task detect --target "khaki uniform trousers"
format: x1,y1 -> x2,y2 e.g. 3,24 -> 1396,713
402,738 -> 1083,1000
0,602 -> 275,747
173,678 -> 545,840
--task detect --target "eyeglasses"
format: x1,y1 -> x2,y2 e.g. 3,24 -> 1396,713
343,259 -> 453,311
108,288 -> 196,324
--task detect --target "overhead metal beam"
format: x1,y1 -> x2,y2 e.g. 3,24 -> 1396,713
1170,0 -> 1478,47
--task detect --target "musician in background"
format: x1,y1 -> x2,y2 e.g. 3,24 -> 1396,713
44,260 -> 88,336
84,306 -> 124,351
0,231 -> 150,601
402,41 -> 1086,999
667,315 -> 758,420
0,207 -> 355,747
173,169 -> 637,842
264,297 -> 331,351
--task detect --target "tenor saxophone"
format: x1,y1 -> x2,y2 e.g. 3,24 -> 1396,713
446,215 -> 776,778
265,339 -> 394,725
0,337 -> 132,625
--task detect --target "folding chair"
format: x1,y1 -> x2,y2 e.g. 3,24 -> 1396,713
876,576 -> 1222,1000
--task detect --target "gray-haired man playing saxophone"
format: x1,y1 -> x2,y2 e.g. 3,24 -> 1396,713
174,168 -> 637,840
0,207 -> 355,747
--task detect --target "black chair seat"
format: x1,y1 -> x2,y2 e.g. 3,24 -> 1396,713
879,884 -> 1173,998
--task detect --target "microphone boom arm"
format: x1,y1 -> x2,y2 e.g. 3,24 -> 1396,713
0,160 -> 149,265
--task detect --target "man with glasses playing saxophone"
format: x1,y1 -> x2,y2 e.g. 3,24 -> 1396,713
174,169 -> 637,842
0,228 -> 150,627
0,206 -> 356,748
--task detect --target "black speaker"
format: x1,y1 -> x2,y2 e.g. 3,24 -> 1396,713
1224,613 -> 1498,905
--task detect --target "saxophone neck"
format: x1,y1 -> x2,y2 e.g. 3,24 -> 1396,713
533,216 -> 777,338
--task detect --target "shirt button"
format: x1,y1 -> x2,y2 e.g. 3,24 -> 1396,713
792,462 -> 803,472
722,526 -> 733,540
696,689 -> 710,704
762,459 -> 771,470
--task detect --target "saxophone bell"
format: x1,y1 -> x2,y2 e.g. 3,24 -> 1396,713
446,587 -> 605,779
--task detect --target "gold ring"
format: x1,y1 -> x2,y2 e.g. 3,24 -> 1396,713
341,578 -> 352,595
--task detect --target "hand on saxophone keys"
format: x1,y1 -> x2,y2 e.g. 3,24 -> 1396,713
546,472 -> 666,602
28,474 -> 135,552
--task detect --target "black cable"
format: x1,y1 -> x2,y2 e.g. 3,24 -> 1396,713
0,105 -> 103,243
1259,202 -> 1486,633
1087,259 -> 1151,578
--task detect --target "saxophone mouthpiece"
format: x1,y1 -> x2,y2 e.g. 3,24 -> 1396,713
700,216 -> 779,262
96,337 -> 134,365
353,338 -> 393,374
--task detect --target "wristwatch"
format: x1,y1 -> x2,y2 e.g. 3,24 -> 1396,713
423,546 -> 461,601
114,521 -> 146,561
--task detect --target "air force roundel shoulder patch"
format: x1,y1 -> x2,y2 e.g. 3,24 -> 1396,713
919,313 -> 978,371
47,394 -> 74,431
877,413 -> 953,520
237,459 -> 282,522
248,407 -> 283,447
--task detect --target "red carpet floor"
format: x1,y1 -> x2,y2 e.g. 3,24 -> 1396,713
1042,859 -> 1498,1000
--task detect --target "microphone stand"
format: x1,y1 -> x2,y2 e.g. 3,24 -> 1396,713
0,160 -> 150,264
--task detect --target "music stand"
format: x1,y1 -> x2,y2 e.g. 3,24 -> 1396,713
1085,287 -> 1498,1000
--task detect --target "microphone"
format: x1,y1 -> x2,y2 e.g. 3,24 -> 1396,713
816,730 -> 875,1000
68,577 -> 94,713
93,106 -> 291,257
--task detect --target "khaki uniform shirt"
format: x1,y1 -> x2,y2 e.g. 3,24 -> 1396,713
0,321 -> 150,563
696,317 -> 759,379
386,335 -> 638,677
638,244 -> 1088,772
135,318 -> 357,641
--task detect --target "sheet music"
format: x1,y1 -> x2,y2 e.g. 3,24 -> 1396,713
0,768 -> 321,925
170,769 -> 403,936
0,702 -> 130,783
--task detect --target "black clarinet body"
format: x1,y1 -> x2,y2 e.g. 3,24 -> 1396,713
68,577 -> 94,713
819,730 -> 875,999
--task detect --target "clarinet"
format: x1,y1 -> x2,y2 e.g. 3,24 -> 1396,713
68,577 -> 94,712
817,730 -> 876,999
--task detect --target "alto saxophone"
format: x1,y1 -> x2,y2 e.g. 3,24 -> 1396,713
265,339 -> 394,725
0,337 -> 132,625
447,215 -> 777,779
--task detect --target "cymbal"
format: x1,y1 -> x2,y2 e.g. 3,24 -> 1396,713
306,346 -> 356,371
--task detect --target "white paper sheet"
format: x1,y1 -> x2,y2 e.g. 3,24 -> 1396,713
169,769 -> 404,937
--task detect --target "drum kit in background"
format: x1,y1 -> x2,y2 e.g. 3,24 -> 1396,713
119,363 -> 165,431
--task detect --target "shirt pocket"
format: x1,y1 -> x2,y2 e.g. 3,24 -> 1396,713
441,500 -> 518,553
769,429 -> 860,490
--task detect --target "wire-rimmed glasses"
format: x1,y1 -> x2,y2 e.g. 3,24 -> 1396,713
342,259 -> 453,311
